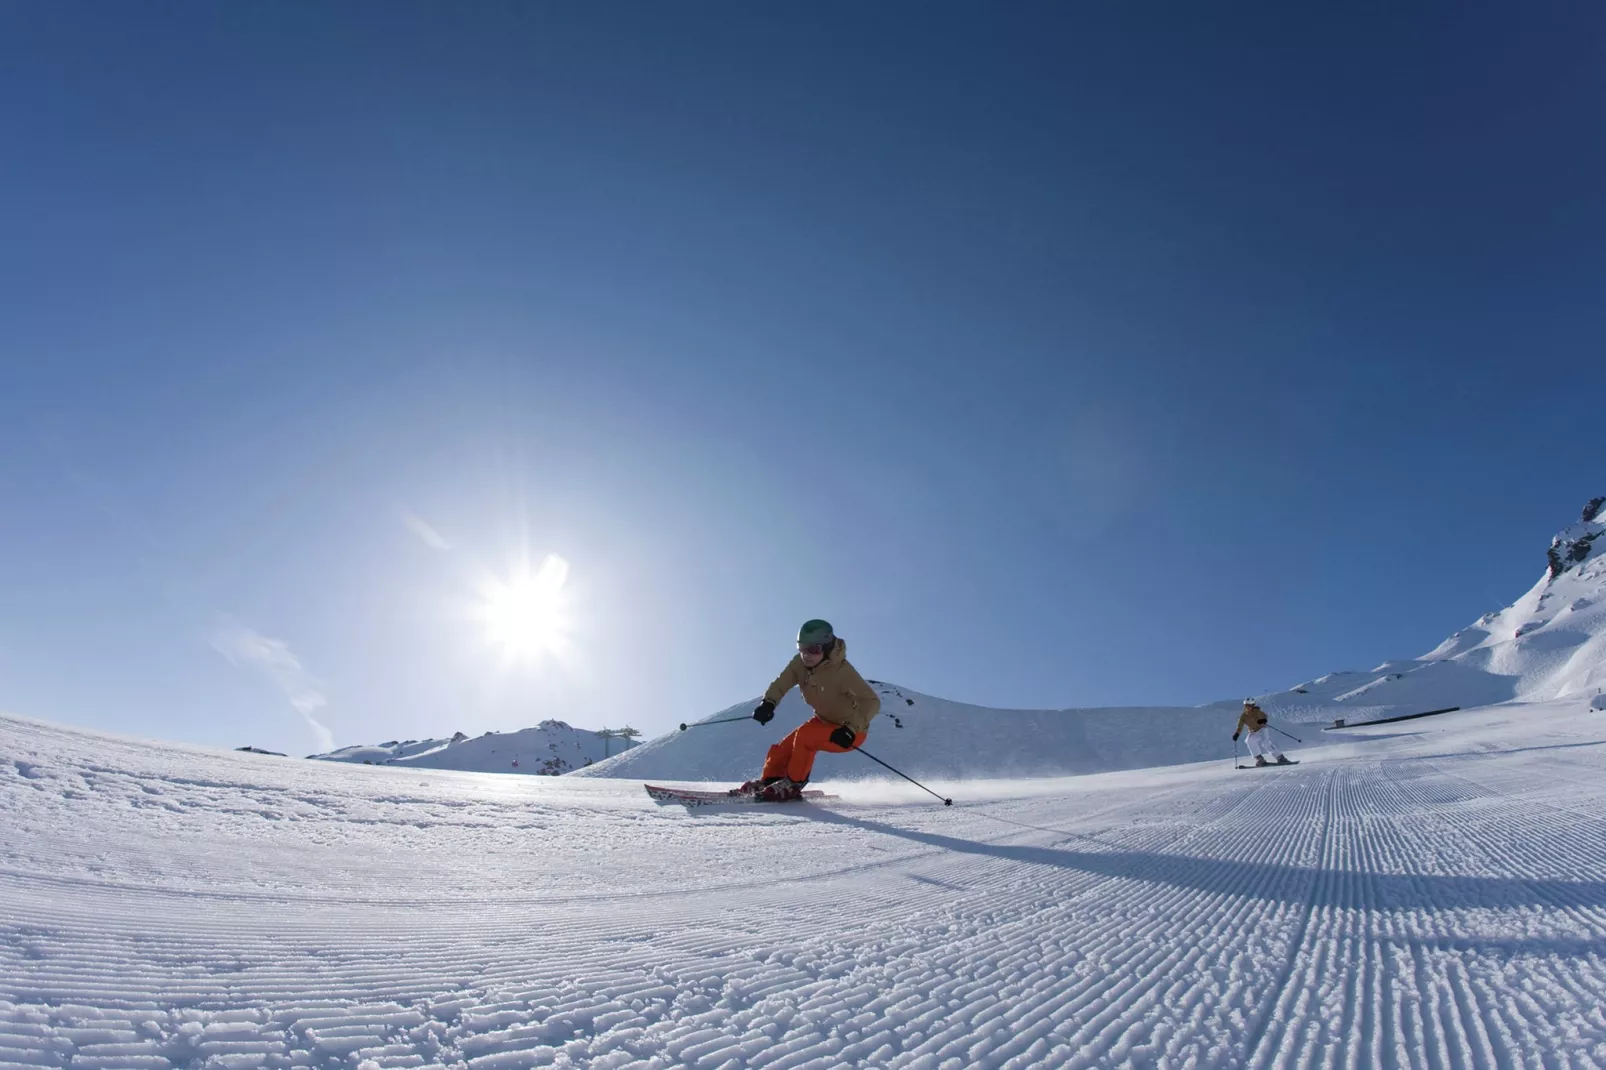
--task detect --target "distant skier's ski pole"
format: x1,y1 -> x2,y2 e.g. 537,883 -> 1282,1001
1270,725 -> 1303,743
855,746 -> 952,806
678,716 -> 753,731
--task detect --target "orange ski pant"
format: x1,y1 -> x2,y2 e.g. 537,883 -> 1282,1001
762,716 -> 867,783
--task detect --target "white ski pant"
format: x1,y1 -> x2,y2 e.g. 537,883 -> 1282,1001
1244,728 -> 1283,760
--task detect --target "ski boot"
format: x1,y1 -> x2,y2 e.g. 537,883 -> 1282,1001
1254,755 -> 1269,767
729,776 -> 781,797
1275,755 -> 1295,765
757,778 -> 807,802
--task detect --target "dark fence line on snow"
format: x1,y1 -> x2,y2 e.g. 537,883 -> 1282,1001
1323,706 -> 1462,731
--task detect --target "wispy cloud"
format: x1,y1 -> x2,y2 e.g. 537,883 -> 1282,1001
208,618 -> 334,751
401,511 -> 451,551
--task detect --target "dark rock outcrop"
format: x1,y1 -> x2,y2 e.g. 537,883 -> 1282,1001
1548,497 -> 1605,579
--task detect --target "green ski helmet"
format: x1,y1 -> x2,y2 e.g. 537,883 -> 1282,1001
797,619 -> 835,649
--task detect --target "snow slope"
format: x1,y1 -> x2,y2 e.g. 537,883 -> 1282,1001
584,498 -> 1606,785
1235,496 -> 1606,726
6,700 -> 1606,1068
571,685 -> 1295,784
311,721 -> 639,776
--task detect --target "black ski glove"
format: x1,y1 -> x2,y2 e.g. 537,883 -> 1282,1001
1232,732 -> 1240,742
829,725 -> 857,749
753,701 -> 776,725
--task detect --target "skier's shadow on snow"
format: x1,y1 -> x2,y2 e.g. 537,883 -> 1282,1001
800,810 -> 1606,912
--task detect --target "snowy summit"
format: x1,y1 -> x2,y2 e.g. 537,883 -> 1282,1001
309,721 -> 640,776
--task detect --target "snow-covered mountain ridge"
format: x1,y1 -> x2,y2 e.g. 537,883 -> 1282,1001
309,719 -> 638,776
1238,494 -> 1606,723
581,495 -> 1606,782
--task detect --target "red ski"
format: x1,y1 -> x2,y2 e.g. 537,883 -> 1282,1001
644,784 -> 835,806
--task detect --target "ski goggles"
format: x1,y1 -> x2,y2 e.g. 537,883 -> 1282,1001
797,643 -> 828,657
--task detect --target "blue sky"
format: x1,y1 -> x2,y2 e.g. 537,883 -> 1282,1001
3,3 -> 1604,755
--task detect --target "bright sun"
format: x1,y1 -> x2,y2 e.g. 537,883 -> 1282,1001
480,554 -> 571,659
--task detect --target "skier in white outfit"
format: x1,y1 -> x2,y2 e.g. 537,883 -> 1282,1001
1234,699 -> 1294,767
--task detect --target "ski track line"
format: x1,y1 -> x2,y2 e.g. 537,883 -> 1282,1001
1239,754 -> 1606,1070
1392,757 -> 1606,1068
1237,764 -> 1337,1069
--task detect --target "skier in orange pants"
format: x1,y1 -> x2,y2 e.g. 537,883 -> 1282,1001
734,619 -> 880,801
761,716 -> 867,785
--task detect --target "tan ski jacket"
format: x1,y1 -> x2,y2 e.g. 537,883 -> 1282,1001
763,638 -> 882,736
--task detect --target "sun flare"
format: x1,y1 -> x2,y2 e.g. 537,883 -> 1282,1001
480,554 -> 571,659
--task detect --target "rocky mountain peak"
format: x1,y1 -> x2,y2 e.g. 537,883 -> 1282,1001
1547,495 -> 1605,579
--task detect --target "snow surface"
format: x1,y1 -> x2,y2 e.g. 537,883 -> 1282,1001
311,722 -> 639,777
571,685 -> 1326,785
7,698 -> 1606,1068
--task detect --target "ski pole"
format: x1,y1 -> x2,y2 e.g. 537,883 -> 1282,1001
855,746 -> 952,806
1270,725 -> 1303,744
678,715 -> 754,731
